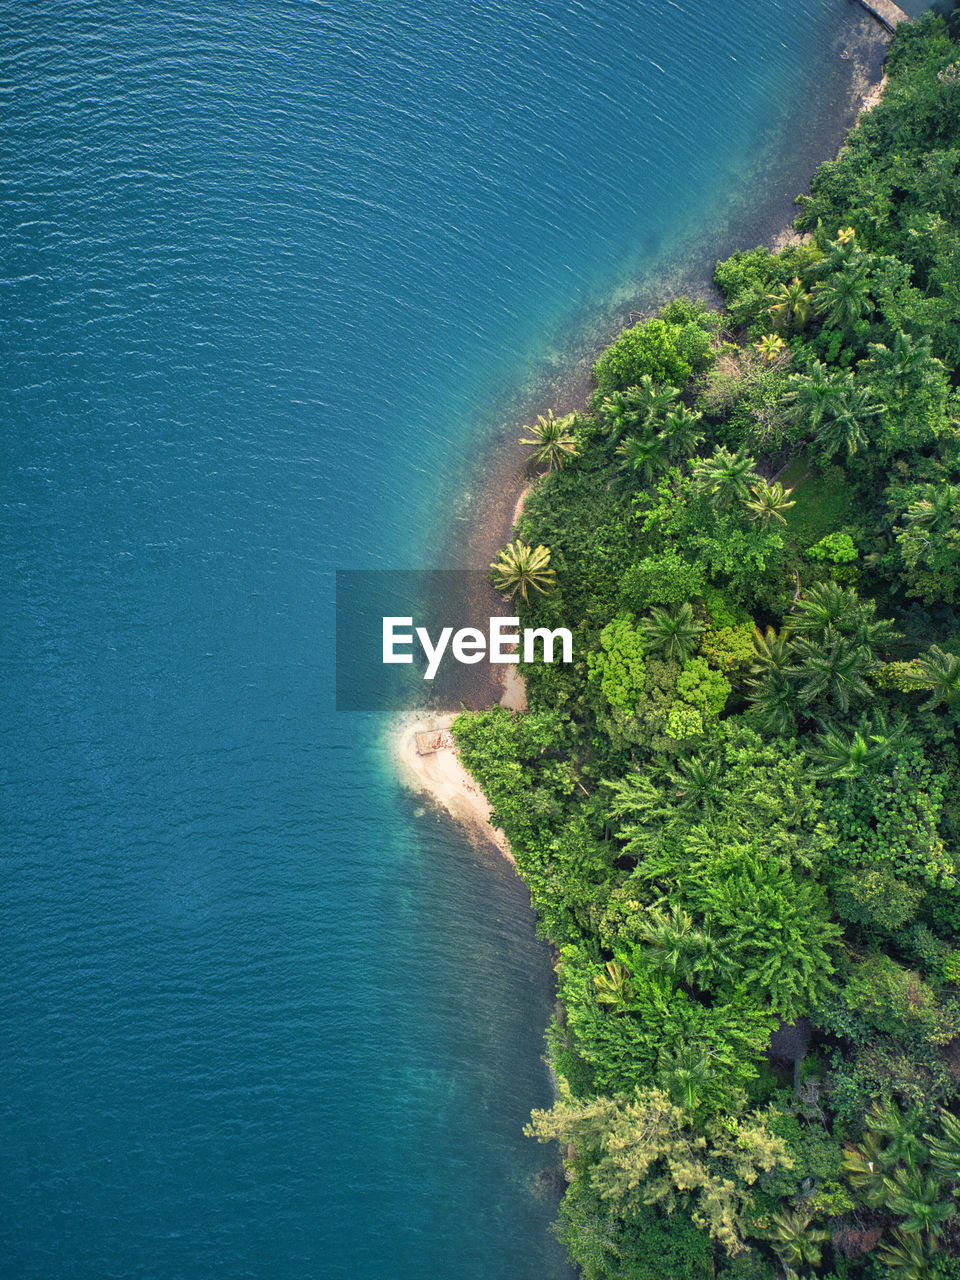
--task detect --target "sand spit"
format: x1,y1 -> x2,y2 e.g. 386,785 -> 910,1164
392,712 -> 516,864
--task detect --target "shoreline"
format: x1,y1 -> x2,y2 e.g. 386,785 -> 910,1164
391,15 -> 892,848
461,6 -> 889,556
390,712 -> 516,864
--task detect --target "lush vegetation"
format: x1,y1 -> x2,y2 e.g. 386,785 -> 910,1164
456,15 -> 960,1278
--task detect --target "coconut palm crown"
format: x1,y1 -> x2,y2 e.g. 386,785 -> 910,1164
693,446 -> 758,510
490,540 -> 555,602
766,277 -> 813,333
745,480 -> 796,528
640,601 -> 703,665
519,409 -> 578,473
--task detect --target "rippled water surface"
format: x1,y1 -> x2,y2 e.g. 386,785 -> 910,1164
2,2 -> 882,1276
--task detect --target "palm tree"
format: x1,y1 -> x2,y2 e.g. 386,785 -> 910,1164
784,360 -> 853,433
490,540 -> 555,602
791,583 -> 898,660
593,959 -> 638,1009
617,429 -> 669,484
787,626 -> 874,714
863,331 -> 944,398
875,1229 -> 939,1280
926,1107 -> 960,1181
809,227 -> 861,278
635,904 -> 697,976
692,446 -> 757,510
660,404 -> 704,460
673,754 -> 724,815
745,666 -> 800,735
845,1134 -> 893,1207
519,409 -> 578,472
853,608 -> 899,655
764,1209 -> 830,1270
635,906 -> 730,989
904,483 -> 960,538
905,645 -> 960,713
659,1042 -> 713,1111
757,332 -> 786,361
870,1099 -> 929,1173
629,374 -> 680,423
599,388 -> 647,442
813,261 -> 875,332
767,276 -> 813,333
805,713 -> 905,782
884,1167 -> 954,1239
790,581 -> 861,639
744,480 -> 796,528
815,386 -> 881,459
600,377 -> 678,440
640,601 -> 703,664
750,625 -> 793,675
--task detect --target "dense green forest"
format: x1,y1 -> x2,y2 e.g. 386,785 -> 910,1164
454,14 -> 960,1278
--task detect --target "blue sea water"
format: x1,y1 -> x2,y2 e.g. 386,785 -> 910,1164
1,2 -> 886,1277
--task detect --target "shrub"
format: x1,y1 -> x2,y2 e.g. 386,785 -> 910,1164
619,549 -> 706,614
701,623 -> 756,673
806,532 -> 859,565
593,317 -> 711,395
831,867 -> 924,932
587,617 -> 647,712
695,344 -> 796,452
676,657 -> 732,717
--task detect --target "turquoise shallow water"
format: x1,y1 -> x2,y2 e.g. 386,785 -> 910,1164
2,2 -> 884,1277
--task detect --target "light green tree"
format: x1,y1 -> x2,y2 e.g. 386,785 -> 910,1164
587,617 -> 647,711
525,1085 -> 792,1257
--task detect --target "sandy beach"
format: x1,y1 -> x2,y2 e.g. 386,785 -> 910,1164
392,712 -> 516,864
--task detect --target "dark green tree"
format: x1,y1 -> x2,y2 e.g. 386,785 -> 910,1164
692,446 -> 758,510
617,429 -> 670,484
